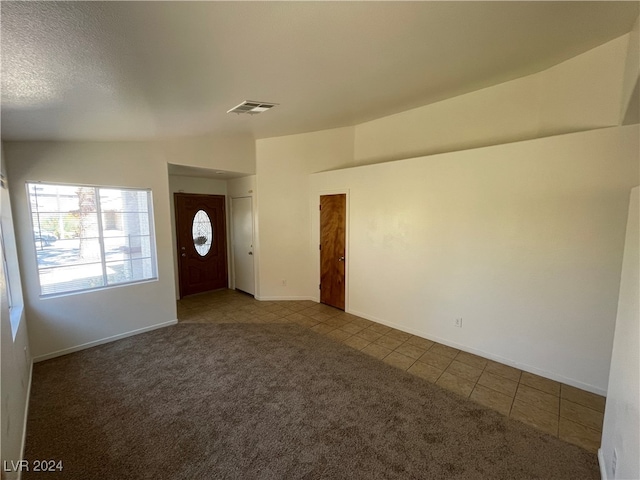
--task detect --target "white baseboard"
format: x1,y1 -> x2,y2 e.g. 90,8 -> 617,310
255,296 -> 317,302
598,449 -> 607,480
33,320 -> 178,363
347,308 -> 607,396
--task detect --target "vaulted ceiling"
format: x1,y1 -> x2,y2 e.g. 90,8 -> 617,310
1,1 -> 638,141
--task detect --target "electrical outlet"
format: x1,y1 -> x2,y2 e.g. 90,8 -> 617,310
454,317 -> 463,328
612,448 -> 618,478
281,279 -> 287,287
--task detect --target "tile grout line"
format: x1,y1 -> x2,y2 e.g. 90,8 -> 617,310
178,291 -> 605,449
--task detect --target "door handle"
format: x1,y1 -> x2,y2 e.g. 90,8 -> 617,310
248,251 -> 253,255
338,256 -> 345,262
181,253 -> 186,257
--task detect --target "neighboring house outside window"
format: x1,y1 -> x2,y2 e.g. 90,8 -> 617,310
27,183 -> 158,297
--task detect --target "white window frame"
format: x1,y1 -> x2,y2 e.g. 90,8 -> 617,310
27,182 -> 159,298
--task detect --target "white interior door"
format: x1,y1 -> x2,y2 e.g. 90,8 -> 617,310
231,196 -> 255,295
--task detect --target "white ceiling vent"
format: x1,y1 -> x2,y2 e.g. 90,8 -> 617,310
227,101 -> 278,115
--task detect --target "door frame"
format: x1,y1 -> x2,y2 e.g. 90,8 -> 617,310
174,192 -> 229,298
311,189 -> 349,312
230,195 -> 257,296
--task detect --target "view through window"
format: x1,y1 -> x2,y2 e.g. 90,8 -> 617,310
27,183 -> 157,296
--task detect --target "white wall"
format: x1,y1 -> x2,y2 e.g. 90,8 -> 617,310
227,176 -> 258,295
354,34 -> 630,165
168,175 -> 228,299
310,126 -> 639,394
1,145 -> 31,479
600,186 -> 639,480
255,127 -> 355,300
4,141 -> 178,360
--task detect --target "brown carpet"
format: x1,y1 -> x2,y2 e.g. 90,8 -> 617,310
24,323 -> 598,479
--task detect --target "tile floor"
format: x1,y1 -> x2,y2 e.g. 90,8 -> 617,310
177,289 -> 606,453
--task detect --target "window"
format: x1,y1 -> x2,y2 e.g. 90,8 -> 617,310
1,224 -> 12,310
27,183 -> 158,296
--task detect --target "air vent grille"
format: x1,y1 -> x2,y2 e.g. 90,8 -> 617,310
227,101 -> 278,115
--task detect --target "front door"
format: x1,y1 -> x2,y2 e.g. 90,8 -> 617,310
231,196 -> 255,295
175,193 -> 228,297
320,194 -> 346,310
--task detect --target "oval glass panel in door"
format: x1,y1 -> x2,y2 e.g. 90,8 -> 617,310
192,209 -> 213,256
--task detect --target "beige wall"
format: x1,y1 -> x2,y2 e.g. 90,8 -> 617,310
1,145 -> 31,479
354,34 -> 630,165
161,134 -> 256,174
4,141 -> 178,360
601,186 -> 640,480
255,127 -> 354,299
621,16 -> 640,122
310,126 -> 639,394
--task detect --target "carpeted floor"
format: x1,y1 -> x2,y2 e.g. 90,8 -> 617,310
24,323 -> 598,479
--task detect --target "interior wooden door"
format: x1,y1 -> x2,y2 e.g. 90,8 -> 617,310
175,193 -> 228,297
320,194 -> 346,310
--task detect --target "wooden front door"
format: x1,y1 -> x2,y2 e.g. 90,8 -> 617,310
175,193 -> 228,297
320,194 -> 346,310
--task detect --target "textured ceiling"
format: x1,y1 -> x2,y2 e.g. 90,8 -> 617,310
1,1 -> 638,141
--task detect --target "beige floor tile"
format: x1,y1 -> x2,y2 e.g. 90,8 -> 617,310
274,316 -> 296,324
356,328 -> 384,342
485,360 -> 522,382
405,336 -> 435,350
559,417 -> 601,453
477,371 -> 518,397
310,323 -> 336,335
285,312 -> 309,322
361,343 -> 393,360
561,385 -> 606,413
283,302 -> 308,312
444,360 -> 483,382
340,322 -> 366,335
373,335 -> 405,351
520,372 -> 561,396
368,323 -> 393,335
385,329 -> 412,342
296,317 -> 321,329
325,329 -> 352,342
308,312 -> 335,323
338,313 -> 364,323
407,361 -> 444,383
436,372 -> 475,397
383,352 -> 416,371
317,305 -> 343,317
257,312 -> 281,322
418,351 -> 454,370
429,343 -> 459,359
515,384 -> 560,414
342,335 -> 371,351
323,316 -> 350,328
471,384 -> 514,416
349,318 -> 374,329
454,351 -> 488,370
560,399 -> 604,432
510,398 -> 559,437
394,343 -> 427,360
